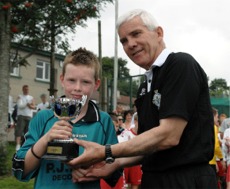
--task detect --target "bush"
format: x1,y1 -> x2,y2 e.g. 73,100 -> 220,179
0,141 -> 8,175
0,142 -> 34,188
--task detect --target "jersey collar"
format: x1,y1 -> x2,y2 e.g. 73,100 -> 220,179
81,100 -> 100,123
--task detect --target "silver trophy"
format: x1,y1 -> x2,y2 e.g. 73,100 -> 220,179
43,95 -> 87,161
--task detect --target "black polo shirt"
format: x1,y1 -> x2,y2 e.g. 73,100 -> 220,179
135,52 -> 214,172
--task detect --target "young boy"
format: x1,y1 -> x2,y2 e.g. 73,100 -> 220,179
12,48 -> 120,189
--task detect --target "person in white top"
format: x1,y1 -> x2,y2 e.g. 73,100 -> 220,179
222,126 -> 230,189
37,93 -> 49,111
118,114 -> 142,189
15,85 -> 36,151
8,93 -> 14,128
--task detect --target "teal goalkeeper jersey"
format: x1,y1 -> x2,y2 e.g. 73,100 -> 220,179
12,101 -> 118,189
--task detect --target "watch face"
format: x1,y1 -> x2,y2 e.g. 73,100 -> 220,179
106,157 -> 115,164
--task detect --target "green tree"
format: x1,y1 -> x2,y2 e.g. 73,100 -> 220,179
209,78 -> 230,97
10,0 -> 113,95
102,56 -> 130,79
101,56 -> 141,97
0,0 -> 113,175
0,0 -> 11,175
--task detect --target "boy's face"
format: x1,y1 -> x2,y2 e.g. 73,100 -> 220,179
113,121 -> 119,131
117,116 -> 123,126
41,96 -> 46,103
60,64 -> 100,100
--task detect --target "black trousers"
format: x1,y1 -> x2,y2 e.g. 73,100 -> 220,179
141,163 -> 218,189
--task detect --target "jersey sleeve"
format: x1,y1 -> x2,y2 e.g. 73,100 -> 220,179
12,110 -> 54,181
159,53 -> 208,121
100,111 -> 118,145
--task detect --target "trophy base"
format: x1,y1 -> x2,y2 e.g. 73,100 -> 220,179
43,140 -> 79,161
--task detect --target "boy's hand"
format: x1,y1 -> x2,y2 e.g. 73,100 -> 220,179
71,166 -> 98,183
45,119 -> 73,143
71,161 -> 119,183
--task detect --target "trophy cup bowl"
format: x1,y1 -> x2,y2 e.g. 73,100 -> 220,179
43,95 -> 87,161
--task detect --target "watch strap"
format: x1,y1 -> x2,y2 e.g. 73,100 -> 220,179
105,144 -> 114,163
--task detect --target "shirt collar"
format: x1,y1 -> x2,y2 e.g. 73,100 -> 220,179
153,48 -> 172,68
145,48 -> 172,80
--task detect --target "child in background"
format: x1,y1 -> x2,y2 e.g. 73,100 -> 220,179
37,93 -> 49,111
222,128 -> 230,189
118,114 -> 142,189
116,115 -> 125,135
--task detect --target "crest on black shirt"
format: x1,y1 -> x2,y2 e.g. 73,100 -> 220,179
152,90 -> 161,109
137,80 -> 147,98
139,88 -> 146,96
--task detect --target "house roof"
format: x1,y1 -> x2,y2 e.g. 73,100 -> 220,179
11,42 -> 65,61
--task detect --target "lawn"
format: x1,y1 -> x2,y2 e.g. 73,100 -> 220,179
0,142 -> 34,189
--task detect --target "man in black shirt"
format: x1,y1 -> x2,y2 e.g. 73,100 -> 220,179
68,9 -> 216,189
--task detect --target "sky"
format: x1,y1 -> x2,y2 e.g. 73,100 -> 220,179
68,0 -> 230,85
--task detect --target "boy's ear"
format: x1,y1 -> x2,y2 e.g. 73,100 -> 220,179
94,79 -> 101,90
60,74 -> 64,88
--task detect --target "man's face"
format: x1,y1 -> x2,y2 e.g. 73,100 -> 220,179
22,86 -> 29,95
118,16 -> 163,70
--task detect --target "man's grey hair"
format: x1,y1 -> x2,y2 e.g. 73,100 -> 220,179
116,9 -> 159,31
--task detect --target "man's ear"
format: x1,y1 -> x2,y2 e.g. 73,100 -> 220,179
156,26 -> 164,37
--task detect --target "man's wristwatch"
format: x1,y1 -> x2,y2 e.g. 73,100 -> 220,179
105,144 -> 115,164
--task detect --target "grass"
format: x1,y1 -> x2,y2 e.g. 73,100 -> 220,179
0,142 -> 34,189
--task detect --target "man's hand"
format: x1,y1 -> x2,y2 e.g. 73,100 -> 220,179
67,139 -> 105,169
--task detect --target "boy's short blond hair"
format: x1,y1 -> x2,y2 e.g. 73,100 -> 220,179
63,48 -> 100,80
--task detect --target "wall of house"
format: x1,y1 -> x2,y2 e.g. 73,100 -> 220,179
9,49 -> 64,105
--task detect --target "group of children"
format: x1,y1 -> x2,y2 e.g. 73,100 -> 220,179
101,110 -> 142,189
211,110 -> 230,189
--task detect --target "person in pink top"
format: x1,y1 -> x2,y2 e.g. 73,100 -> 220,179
118,114 -> 142,189
121,110 -> 134,130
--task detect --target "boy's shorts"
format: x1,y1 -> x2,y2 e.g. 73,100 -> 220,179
227,165 -> 230,182
124,165 -> 142,185
217,160 -> 226,177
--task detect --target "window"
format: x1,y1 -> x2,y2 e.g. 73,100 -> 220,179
10,65 -> 20,76
10,53 -> 20,77
36,60 -> 50,81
